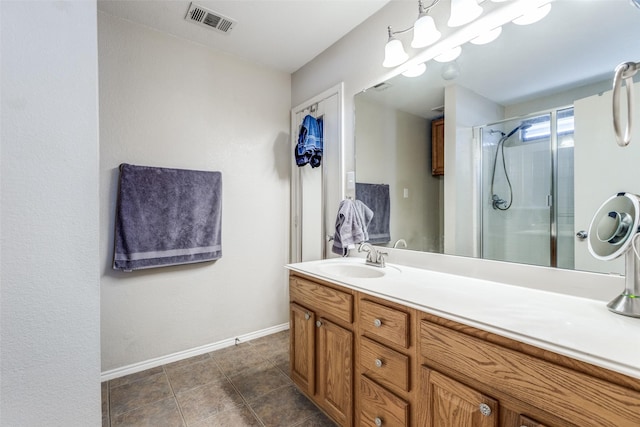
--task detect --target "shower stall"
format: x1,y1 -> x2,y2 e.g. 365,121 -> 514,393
478,107 -> 575,269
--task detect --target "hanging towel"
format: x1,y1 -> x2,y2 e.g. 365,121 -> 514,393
356,183 -> 391,244
113,164 -> 222,271
295,114 -> 323,168
354,199 -> 374,241
331,199 -> 373,256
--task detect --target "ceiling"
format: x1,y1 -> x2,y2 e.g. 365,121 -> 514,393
97,0 -> 391,73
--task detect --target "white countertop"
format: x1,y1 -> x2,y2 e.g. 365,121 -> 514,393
286,257 -> 640,380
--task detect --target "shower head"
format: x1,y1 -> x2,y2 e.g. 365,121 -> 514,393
506,122 -> 532,138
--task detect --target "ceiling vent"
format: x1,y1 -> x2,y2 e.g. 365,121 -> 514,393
373,82 -> 392,92
185,3 -> 236,35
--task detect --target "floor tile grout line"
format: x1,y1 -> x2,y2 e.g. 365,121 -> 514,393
108,371 -> 175,420
209,351 -> 267,427
163,364 -> 188,427
106,381 -> 112,427
106,332 -> 292,427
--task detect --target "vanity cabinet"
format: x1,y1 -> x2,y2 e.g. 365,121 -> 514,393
356,296 -> 416,427
289,270 -> 640,427
431,117 -> 444,176
289,275 -> 354,427
419,367 -> 498,427
418,314 -> 640,427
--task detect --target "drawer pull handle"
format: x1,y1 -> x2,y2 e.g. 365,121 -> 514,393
373,318 -> 382,328
374,417 -> 383,426
316,320 -> 322,328
304,312 -> 310,320
479,403 -> 492,416
374,358 -> 383,368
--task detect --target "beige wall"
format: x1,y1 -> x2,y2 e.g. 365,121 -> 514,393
355,97 -> 442,252
99,12 -> 291,372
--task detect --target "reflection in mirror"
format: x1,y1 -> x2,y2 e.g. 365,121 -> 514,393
354,0 -> 640,274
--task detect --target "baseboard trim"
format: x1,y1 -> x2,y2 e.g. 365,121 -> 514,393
101,322 -> 289,382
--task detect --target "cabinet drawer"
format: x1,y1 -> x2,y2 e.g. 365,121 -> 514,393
360,337 -> 409,392
290,276 -> 353,324
360,299 -> 409,348
360,376 -> 408,427
420,320 -> 640,427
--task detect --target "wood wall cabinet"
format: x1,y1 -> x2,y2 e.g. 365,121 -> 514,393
289,271 -> 640,427
289,275 -> 354,427
431,117 -> 444,176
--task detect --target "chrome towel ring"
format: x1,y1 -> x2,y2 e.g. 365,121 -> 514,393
612,61 -> 639,147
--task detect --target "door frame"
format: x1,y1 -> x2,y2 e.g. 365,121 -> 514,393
290,83 -> 344,263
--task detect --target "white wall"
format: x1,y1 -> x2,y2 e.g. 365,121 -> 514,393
1,1 -> 101,425
99,13 -> 291,372
355,97 -> 441,251
444,85 -> 503,256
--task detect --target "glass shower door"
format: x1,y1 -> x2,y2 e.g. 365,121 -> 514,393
480,114 -> 553,266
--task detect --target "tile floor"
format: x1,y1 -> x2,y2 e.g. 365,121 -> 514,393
102,330 -> 337,427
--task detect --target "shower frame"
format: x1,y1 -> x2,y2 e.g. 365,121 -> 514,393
476,105 -> 574,268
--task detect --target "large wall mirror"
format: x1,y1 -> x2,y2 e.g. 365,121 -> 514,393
355,0 -> 640,275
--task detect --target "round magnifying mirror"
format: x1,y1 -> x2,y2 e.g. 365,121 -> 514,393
596,211 -> 633,245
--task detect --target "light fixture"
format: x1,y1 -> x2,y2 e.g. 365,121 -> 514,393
402,63 -> 427,78
470,26 -> 502,45
412,1 -> 442,48
512,2 -> 552,26
448,0 -> 483,27
434,46 -> 462,63
441,61 -> 460,80
383,0 -> 442,68
382,0 -> 550,71
383,27 -> 409,68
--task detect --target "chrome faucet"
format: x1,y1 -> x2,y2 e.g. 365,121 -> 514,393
358,242 -> 387,268
393,239 -> 407,249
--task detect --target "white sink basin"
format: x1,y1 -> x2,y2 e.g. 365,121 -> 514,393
318,262 -> 399,279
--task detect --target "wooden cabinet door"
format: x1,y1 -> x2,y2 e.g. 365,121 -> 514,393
419,367 -> 498,427
317,317 -> 353,427
518,415 -> 548,427
431,118 -> 445,176
290,303 -> 315,395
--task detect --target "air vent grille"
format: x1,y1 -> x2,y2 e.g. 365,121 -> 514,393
185,3 -> 236,35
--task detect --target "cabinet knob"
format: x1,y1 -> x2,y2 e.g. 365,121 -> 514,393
316,320 -> 322,328
304,312 -> 310,320
373,318 -> 382,328
478,403 -> 492,416
374,417 -> 383,426
374,358 -> 383,368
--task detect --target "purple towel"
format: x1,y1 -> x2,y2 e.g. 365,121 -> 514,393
113,164 -> 222,271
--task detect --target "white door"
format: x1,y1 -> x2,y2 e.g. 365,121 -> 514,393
574,84 -> 640,274
291,85 -> 343,262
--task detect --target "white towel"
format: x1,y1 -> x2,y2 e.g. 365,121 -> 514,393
331,199 -> 374,256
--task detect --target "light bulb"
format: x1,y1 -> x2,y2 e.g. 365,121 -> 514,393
448,0 -> 483,27
441,61 -> 461,80
383,38 -> 409,68
434,46 -> 462,63
402,63 -> 427,78
411,15 -> 441,48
